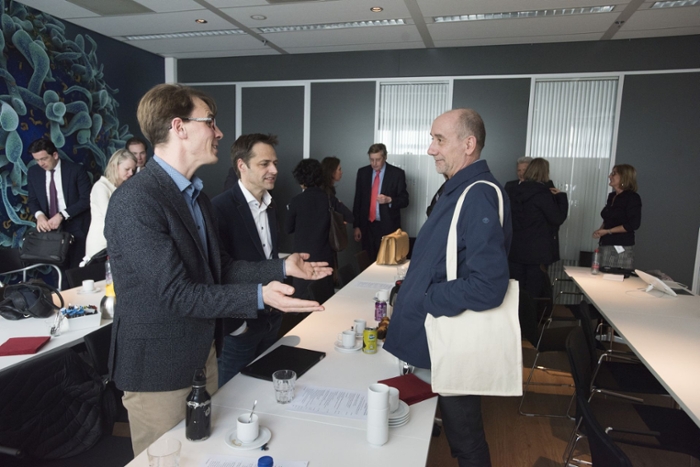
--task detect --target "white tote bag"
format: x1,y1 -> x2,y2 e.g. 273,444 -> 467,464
424,181 -> 523,397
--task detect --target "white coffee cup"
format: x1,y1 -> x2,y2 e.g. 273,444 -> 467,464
353,319 -> 366,337
389,387 -> 400,412
375,289 -> 390,302
338,329 -> 356,348
82,279 -> 95,292
237,413 -> 259,444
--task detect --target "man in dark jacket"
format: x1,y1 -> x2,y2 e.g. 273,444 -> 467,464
352,143 -> 409,260
104,84 -> 331,456
27,138 -> 92,269
385,109 -> 511,467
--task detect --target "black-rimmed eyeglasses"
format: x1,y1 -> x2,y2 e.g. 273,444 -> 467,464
179,117 -> 217,130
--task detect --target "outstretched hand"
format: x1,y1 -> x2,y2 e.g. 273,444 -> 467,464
285,253 -> 333,280
262,281 -> 325,312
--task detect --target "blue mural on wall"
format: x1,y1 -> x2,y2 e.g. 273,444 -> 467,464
0,0 -> 131,248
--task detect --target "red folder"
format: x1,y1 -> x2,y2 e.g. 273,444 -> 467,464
378,373 -> 438,405
0,336 -> 51,356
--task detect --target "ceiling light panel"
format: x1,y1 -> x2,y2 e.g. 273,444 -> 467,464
259,19 -> 406,33
434,6 -> 615,23
651,0 -> 699,7
415,0 -> 622,16
67,10 -> 232,37
218,0 -> 410,28
257,21 -> 421,47
126,29 -> 247,41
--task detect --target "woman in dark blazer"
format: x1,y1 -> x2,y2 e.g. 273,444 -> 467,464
508,158 -> 569,299
286,159 -> 339,302
592,164 -> 641,268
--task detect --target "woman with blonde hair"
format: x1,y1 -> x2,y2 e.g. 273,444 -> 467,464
81,148 -> 137,265
508,158 -> 569,299
592,164 -> 641,268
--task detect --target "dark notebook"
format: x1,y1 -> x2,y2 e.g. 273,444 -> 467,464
241,344 -> 326,381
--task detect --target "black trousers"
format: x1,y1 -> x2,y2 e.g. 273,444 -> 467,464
439,395 -> 492,467
362,220 -> 384,261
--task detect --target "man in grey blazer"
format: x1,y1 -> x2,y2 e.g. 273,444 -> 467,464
104,84 -> 331,456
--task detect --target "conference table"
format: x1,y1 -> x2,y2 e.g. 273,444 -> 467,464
0,280 -> 111,374
564,266 -> 700,428
126,262 -> 439,466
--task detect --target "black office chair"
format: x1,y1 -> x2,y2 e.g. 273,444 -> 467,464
575,393 -> 633,467
564,327 -> 700,465
354,250 -> 372,272
0,247 -> 62,290
518,290 -> 578,417
64,261 -> 106,289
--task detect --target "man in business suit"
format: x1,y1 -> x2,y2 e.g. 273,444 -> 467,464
352,143 -> 409,260
104,84 -> 332,456
211,133 -> 283,386
27,138 -> 92,269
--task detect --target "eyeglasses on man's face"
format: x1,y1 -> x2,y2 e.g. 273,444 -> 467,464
179,116 -> 217,130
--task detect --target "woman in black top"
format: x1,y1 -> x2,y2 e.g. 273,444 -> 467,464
321,156 -> 354,222
287,159 -> 343,302
592,164 -> 641,268
509,158 -> 569,299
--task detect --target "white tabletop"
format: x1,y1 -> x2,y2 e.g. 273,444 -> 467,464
564,266 -> 700,428
0,280 -> 111,373
127,261 -> 439,466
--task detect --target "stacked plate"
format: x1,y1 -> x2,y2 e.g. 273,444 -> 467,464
388,400 -> 410,428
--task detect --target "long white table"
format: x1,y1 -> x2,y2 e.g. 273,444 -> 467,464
126,262 -> 439,466
0,280 -> 111,374
565,266 -> 700,428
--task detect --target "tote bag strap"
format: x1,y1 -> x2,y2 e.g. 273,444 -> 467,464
446,181 -> 504,281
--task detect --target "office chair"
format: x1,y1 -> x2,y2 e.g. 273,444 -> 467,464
564,327 -> 700,466
574,393 -> 633,467
0,247 -> 63,290
518,290 -> 578,417
64,261 -> 106,289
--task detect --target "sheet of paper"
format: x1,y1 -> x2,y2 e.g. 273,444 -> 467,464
287,385 -> 368,419
200,455 -> 307,467
353,281 -> 393,290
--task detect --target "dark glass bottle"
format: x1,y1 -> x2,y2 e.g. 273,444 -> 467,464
186,368 -> 211,441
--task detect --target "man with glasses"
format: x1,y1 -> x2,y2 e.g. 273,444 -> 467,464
105,84 -> 332,455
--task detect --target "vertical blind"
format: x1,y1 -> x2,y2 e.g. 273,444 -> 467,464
529,78 -> 619,262
377,82 -> 450,236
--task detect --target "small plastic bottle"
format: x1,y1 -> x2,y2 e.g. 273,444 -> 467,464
591,249 -> 600,275
100,258 -> 116,318
257,455 -> 274,467
186,368 -> 211,441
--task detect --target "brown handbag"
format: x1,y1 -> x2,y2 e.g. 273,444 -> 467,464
376,228 -> 409,265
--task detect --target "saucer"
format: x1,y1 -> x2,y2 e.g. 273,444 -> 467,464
77,287 -> 101,295
389,400 -> 409,420
225,426 -> 271,450
334,340 -> 362,353
389,415 -> 410,428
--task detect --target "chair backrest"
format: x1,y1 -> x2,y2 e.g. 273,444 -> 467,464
64,262 -> 106,289
355,250 -> 372,272
577,394 -> 633,467
577,301 -> 600,366
0,247 -> 24,274
566,327 -> 595,396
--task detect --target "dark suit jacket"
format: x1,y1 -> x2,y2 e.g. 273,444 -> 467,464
27,160 -> 91,239
104,161 -> 285,392
352,163 -> 409,236
211,181 -> 280,334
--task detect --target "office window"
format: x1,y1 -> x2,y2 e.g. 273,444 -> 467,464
376,82 -> 450,236
529,78 -> 620,264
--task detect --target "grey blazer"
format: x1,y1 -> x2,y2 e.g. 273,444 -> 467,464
104,161 -> 285,392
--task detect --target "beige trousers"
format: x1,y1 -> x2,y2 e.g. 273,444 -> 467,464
123,343 -> 218,457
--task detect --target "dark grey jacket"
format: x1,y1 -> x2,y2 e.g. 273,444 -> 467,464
104,160 -> 284,392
